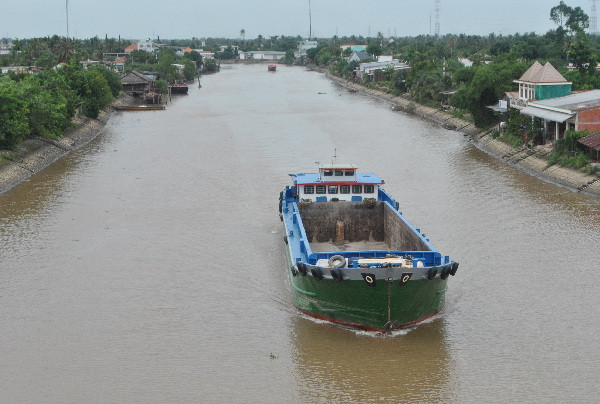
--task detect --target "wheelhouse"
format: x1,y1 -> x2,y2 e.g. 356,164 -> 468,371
292,164 -> 384,202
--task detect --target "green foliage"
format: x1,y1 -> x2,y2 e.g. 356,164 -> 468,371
203,58 -> 218,73
81,70 -> 112,119
184,51 -> 203,68
0,77 -> 29,149
218,45 -> 237,60
19,75 -> 70,138
92,66 -> 122,97
450,60 -> 528,127
154,79 -> 168,95
182,59 -> 197,80
283,49 -> 296,65
547,130 -> 592,169
366,43 -> 382,56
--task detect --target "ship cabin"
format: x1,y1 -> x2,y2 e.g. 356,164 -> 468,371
292,164 -> 384,202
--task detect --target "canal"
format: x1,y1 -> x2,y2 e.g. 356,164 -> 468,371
1,64 -> 599,402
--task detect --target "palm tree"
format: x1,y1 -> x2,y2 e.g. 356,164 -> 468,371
240,29 -> 245,41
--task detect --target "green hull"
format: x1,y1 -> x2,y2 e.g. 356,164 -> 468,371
285,248 -> 447,331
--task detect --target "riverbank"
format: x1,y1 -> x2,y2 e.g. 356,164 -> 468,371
320,68 -> 600,198
0,105 -> 116,196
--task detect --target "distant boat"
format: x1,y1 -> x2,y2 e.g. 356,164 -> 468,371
111,105 -> 165,111
169,84 -> 189,94
268,64 -> 277,71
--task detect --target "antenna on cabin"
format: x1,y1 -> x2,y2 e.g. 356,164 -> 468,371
65,0 -> 70,38
332,149 -> 338,164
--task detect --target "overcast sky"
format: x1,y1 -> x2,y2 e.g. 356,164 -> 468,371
2,0 -> 595,40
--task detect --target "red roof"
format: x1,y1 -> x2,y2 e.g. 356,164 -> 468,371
124,43 -> 138,52
579,133 -> 600,151
183,47 -> 193,53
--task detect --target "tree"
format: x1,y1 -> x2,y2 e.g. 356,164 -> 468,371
182,58 -> 197,80
0,77 -> 29,149
35,50 -> 58,70
283,49 -> 296,65
366,43 -> 383,57
184,50 -> 203,68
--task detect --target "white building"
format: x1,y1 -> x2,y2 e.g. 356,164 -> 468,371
356,60 -> 410,81
137,40 -> 155,53
239,51 -> 286,60
299,40 -> 318,51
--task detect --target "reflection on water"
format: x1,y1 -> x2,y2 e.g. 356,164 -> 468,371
291,316 -> 450,403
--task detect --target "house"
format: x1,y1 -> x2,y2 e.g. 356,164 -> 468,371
124,43 -> 138,54
197,50 -> 215,60
355,60 -> 410,81
377,55 -> 394,62
520,89 -> 600,141
220,45 -> 239,53
299,40 -> 318,51
347,51 -> 371,63
239,51 -> 286,60
137,40 -> 155,53
351,45 -> 367,52
80,60 -> 100,70
120,70 -> 153,96
512,61 -> 572,109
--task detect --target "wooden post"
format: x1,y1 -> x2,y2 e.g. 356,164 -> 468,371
336,221 -> 345,243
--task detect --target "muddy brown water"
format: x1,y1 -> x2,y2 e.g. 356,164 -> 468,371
1,64 -> 600,402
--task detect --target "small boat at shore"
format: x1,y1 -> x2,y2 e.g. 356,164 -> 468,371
111,105 -> 165,111
280,163 -> 459,332
268,64 -> 277,71
169,84 -> 189,94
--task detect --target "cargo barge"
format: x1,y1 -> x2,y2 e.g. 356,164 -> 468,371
280,164 -> 458,332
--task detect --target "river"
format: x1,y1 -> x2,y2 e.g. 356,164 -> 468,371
1,64 -> 599,403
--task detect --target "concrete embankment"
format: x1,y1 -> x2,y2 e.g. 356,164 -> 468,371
321,70 -> 600,198
0,108 -> 114,196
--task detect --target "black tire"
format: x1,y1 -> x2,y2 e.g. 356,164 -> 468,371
328,254 -> 346,269
297,262 -> 307,276
311,267 -> 324,280
291,266 -> 298,277
278,199 -> 282,213
283,236 -> 288,245
440,265 -> 450,279
427,267 -> 437,280
331,268 -> 344,282
450,262 -> 459,276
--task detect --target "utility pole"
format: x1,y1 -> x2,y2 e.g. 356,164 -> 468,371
308,0 -> 312,39
65,0 -> 70,38
591,0 -> 598,34
434,0 -> 441,37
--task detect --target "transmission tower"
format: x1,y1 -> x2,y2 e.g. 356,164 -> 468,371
434,0 -> 441,37
65,0 -> 70,37
591,0 -> 598,34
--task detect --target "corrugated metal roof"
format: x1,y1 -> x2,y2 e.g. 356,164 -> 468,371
579,133 -> 600,151
520,106 -> 574,122
530,89 -> 600,110
293,172 -> 382,185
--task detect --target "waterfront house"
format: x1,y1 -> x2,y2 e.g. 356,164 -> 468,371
512,61 -> 572,109
120,70 -> 153,96
520,90 -> 600,141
